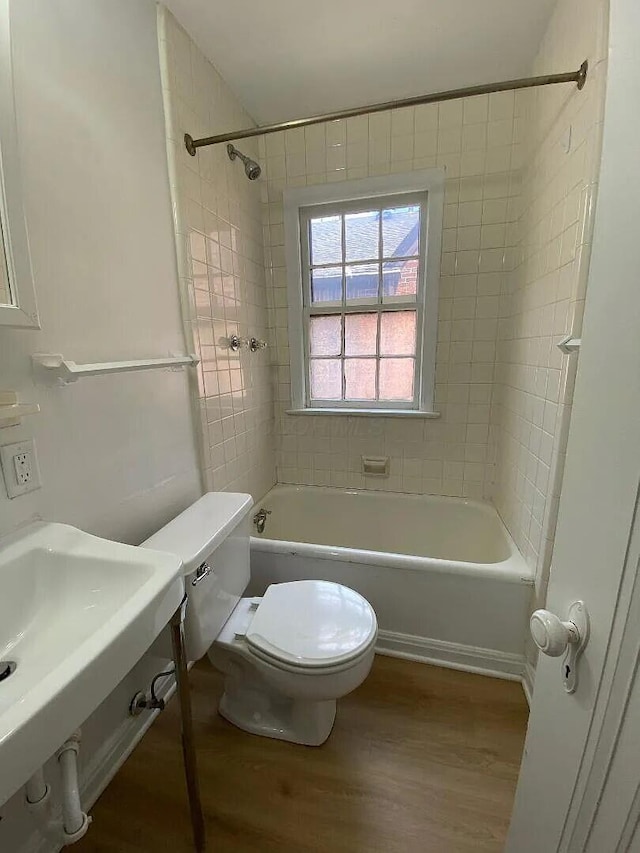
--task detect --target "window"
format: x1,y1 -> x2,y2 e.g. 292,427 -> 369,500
284,171 -> 444,415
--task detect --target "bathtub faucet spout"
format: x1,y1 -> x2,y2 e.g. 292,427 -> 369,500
253,508 -> 271,534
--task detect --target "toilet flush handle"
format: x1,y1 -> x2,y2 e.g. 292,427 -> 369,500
191,561 -> 213,587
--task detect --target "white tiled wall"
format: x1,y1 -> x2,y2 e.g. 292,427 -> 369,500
492,0 -> 608,590
159,9 -> 276,500
262,93 -> 523,497
159,0 -> 607,554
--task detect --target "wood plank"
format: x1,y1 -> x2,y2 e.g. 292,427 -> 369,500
76,656 -> 528,853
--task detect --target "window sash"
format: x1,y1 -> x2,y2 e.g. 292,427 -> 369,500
309,253 -> 420,270
300,192 -> 428,409
283,169 -> 445,416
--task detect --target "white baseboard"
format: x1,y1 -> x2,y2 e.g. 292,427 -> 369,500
83,680 -> 178,811
522,660 -> 536,707
376,629 -> 527,683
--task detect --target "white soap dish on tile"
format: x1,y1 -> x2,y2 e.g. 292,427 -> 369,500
361,456 -> 389,477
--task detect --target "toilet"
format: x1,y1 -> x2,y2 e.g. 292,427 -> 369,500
143,492 -> 377,746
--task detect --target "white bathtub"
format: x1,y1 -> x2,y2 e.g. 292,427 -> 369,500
249,485 -> 533,680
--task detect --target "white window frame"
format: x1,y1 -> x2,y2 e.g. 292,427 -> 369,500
283,169 -> 444,417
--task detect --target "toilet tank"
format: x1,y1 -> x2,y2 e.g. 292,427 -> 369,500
142,492 -> 253,661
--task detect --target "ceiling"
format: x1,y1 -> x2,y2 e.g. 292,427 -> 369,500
163,0 -> 557,126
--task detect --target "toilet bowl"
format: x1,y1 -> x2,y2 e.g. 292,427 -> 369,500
210,581 -> 376,745
143,492 -> 377,746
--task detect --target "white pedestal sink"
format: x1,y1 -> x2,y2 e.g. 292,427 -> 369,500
0,521 -> 184,807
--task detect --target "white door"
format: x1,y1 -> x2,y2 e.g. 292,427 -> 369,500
506,0 -> 640,849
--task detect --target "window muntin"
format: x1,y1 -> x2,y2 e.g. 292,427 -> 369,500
301,193 -> 426,409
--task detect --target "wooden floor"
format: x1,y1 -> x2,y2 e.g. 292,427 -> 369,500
76,656 -> 528,853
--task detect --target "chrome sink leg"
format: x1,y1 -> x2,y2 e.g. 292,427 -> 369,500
170,599 -> 205,852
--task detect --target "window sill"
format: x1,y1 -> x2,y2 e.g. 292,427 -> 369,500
285,408 -> 441,419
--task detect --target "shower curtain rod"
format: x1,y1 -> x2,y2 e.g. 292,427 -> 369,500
184,60 -> 588,156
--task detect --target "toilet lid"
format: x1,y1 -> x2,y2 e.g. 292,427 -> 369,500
246,581 -> 377,669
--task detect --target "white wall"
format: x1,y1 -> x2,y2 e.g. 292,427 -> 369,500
0,0 -> 201,541
0,1 -> 201,848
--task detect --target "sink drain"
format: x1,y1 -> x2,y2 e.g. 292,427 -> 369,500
0,661 -> 16,682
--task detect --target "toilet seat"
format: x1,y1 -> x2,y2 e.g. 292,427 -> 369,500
210,582 -> 378,745
245,580 -> 377,671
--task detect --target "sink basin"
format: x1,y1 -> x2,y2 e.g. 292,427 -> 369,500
0,521 -> 184,806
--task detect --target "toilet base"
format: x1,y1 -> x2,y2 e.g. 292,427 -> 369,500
218,677 -> 336,746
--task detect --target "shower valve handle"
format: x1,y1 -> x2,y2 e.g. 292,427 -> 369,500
228,334 -> 248,352
249,337 -> 267,352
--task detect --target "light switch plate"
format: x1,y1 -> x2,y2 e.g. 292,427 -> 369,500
0,438 -> 42,498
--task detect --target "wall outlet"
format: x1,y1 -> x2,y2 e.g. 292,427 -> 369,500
0,439 -> 42,498
14,453 -> 32,485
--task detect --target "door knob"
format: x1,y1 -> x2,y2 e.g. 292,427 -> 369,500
530,610 -> 578,656
530,601 -> 589,693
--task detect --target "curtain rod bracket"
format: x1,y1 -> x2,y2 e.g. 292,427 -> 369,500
576,59 -> 588,90
184,60 -> 589,156
184,133 -> 197,157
